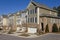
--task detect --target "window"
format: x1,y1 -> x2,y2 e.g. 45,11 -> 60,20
28,18 -> 29,23
35,7 -> 37,13
32,9 -> 34,14
35,17 -> 37,23
30,18 -> 32,22
29,8 -> 37,15
30,10 -> 32,14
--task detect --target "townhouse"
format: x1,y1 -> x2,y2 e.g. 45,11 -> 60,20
7,10 -> 28,33
26,1 -> 60,33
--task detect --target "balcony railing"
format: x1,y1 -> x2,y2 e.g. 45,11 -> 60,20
40,13 -> 57,17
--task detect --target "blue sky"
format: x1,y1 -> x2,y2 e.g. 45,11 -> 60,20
0,0 -> 60,15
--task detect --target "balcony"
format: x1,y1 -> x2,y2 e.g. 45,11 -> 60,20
40,13 -> 57,17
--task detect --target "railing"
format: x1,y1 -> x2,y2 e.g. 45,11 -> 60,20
40,13 -> 57,17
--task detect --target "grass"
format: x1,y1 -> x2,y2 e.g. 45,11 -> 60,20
19,33 -> 30,37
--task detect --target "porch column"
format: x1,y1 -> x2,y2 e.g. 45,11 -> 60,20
48,23 -> 52,32
37,7 -> 41,33
43,17 -> 47,33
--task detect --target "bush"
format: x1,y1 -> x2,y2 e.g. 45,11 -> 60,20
19,33 -> 30,37
45,24 -> 49,33
52,24 -> 58,32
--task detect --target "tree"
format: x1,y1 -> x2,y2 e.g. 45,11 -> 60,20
53,6 -> 60,17
52,24 -> 58,32
53,7 -> 57,10
45,24 -> 49,33
57,6 -> 60,16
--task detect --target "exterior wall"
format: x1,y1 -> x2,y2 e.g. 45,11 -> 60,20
3,18 -> 8,26
39,8 -> 50,14
3,17 -> 8,31
39,8 -> 57,17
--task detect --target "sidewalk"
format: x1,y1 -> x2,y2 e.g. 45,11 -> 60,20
0,30 -> 47,38
0,31 -> 41,38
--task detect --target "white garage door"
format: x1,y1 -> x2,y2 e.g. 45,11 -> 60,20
28,28 -> 37,33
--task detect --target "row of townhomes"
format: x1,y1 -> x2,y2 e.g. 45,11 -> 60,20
0,1 -> 60,34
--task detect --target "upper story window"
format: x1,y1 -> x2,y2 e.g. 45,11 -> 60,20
21,13 -> 26,17
17,16 -> 20,18
28,7 -> 37,15
35,7 -> 37,13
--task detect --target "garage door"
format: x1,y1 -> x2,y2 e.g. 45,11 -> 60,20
28,28 -> 37,33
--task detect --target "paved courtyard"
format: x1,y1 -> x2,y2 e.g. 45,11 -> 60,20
0,33 -> 60,40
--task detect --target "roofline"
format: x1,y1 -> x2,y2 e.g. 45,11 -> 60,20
27,1 -> 57,12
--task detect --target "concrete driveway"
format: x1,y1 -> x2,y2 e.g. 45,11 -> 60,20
0,33 -> 60,40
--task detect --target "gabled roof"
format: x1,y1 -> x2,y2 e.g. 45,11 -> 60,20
27,1 -> 57,12
2,15 -> 8,18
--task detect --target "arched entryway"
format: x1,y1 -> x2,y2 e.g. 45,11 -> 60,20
52,23 -> 58,32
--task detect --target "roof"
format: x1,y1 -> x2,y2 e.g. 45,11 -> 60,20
2,15 -> 8,18
30,1 -> 57,12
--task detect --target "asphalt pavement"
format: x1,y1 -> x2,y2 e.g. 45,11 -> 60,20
0,33 -> 60,40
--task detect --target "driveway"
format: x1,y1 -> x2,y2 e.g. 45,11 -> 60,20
0,33 -> 60,40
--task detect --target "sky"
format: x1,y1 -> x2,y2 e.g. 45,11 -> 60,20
0,0 -> 60,15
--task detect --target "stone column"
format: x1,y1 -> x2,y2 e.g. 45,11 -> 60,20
43,17 -> 47,33
37,7 -> 42,33
48,23 -> 52,33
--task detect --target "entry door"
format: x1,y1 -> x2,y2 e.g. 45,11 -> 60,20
41,23 -> 44,31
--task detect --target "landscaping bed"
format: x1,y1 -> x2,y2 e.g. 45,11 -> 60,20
19,33 -> 30,37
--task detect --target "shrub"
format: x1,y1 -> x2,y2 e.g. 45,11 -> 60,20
45,24 -> 49,33
19,33 -> 30,37
52,24 -> 58,32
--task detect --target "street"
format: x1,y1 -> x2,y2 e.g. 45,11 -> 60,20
0,33 -> 60,40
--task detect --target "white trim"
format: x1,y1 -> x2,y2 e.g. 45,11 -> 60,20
34,17 -> 35,23
37,7 -> 39,24
27,1 -> 31,9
